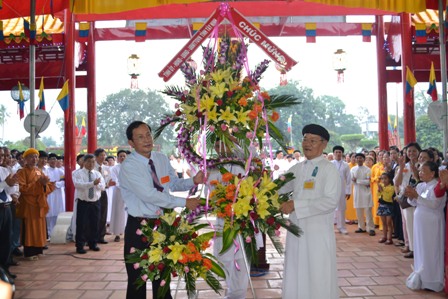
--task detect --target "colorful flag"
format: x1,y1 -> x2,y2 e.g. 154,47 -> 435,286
387,115 -> 394,145
405,66 -> 417,95
74,114 -> 80,136
287,115 -> 292,133
79,22 -> 90,42
23,19 -> 30,38
361,23 -> 372,42
81,117 -> 87,136
18,82 -> 25,119
37,77 -> 46,110
135,22 -> 147,42
415,23 -> 427,44
305,23 -> 316,43
427,61 -> 438,101
57,80 -> 69,112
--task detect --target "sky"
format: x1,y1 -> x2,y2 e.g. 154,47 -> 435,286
0,35 -> 433,145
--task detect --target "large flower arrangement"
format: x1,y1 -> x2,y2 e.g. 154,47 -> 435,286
155,37 -> 301,167
207,167 -> 302,261
126,210 -> 226,299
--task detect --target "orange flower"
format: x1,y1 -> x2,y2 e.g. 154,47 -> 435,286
178,254 -> 188,264
270,111 -> 280,122
226,184 -> 236,192
238,97 -> 248,107
222,172 -> 233,183
201,241 -> 211,250
225,191 -> 235,200
210,180 -> 219,185
248,110 -> 258,120
203,258 -> 212,270
261,91 -> 270,100
224,204 -> 233,217
253,104 -> 262,113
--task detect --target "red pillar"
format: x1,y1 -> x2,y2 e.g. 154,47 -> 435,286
87,21 -> 97,153
64,9 -> 76,212
376,16 -> 388,150
400,13 -> 416,144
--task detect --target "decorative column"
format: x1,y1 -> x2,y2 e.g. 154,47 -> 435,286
376,16 -> 388,150
400,13 -> 416,144
87,21 -> 97,153
64,9 -> 76,211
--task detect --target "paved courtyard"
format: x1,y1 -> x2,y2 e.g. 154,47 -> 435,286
10,223 -> 448,299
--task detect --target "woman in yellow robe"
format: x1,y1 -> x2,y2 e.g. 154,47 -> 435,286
370,151 -> 385,229
16,149 -> 55,260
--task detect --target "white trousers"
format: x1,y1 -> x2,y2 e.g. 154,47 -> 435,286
356,207 -> 375,231
402,206 -> 415,251
335,195 -> 347,230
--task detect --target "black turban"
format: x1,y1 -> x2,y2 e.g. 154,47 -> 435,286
302,124 -> 330,141
333,145 -> 344,153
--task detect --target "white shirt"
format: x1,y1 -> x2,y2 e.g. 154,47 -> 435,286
0,166 -> 17,203
73,168 -> 106,202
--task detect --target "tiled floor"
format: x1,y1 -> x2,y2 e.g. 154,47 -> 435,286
10,224 -> 448,299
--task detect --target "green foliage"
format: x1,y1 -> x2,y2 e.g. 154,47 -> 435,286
266,81 -> 361,152
416,115 -> 443,149
41,136 -> 58,147
340,134 -> 365,152
96,89 -> 175,153
7,137 -> 47,151
360,138 -> 378,150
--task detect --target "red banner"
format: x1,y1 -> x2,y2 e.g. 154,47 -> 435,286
158,9 -> 223,82
229,7 -> 297,71
158,3 -> 297,81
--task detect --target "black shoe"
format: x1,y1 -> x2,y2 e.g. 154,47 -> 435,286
114,236 -> 120,242
5,268 -> 17,279
369,230 -> 376,236
7,260 -> 19,267
76,248 -> 87,254
89,246 -> 100,252
404,251 -> 414,258
12,248 -> 23,257
98,239 -> 108,244
354,228 -> 366,233
43,245 -> 48,250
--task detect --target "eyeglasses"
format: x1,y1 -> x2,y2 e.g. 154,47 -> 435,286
301,138 -> 323,145
133,133 -> 153,142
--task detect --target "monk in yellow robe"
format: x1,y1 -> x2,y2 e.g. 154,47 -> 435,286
16,148 -> 55,260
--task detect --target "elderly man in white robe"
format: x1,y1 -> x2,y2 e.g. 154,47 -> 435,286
351,153 -> 375,236
46,153 -> 65,237
331,145 -> 351,235
279,124 -> 341,299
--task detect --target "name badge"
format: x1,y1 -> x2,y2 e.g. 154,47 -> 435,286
304,180 -> 315,190
160,176 -> 170,184
403,168 -> 409,173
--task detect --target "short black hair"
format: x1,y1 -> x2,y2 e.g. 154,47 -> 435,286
106,156 -> 115,161
117,150 -> 127,156
126,121 -> 152,141
76,154 -> 85,162
94,148 -> 106,157
38,150 -> 48,158
293,150 -> 301,154
355,153 -> 365,159
83,154 -> 95,162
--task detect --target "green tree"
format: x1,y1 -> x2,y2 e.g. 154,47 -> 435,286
267,81 -> 361,151
416,115 -> 443,149
56,111 -> 88,146
340,134 -> 365,152
96,89 -> 175,153
41,136 -> 58,147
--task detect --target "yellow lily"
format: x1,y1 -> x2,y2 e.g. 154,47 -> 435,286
200,94 -> 216,112
218,106 -> 237,123
235,107 -> 250,127
211,68 -> 231,83
167,242 -> 186,264
206,106 -> 218,123
148,246 -> 164,263
233,197 -> 252,218
210,82 -> 228,99
152,231 -> 167,245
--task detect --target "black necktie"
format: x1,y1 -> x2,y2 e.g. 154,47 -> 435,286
148,159 -> 164,192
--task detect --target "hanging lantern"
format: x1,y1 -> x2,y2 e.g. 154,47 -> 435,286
332,49 -> 347,83
275,64 -> 288,86
127,54 -> 141,89
11,83 -> 30,102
